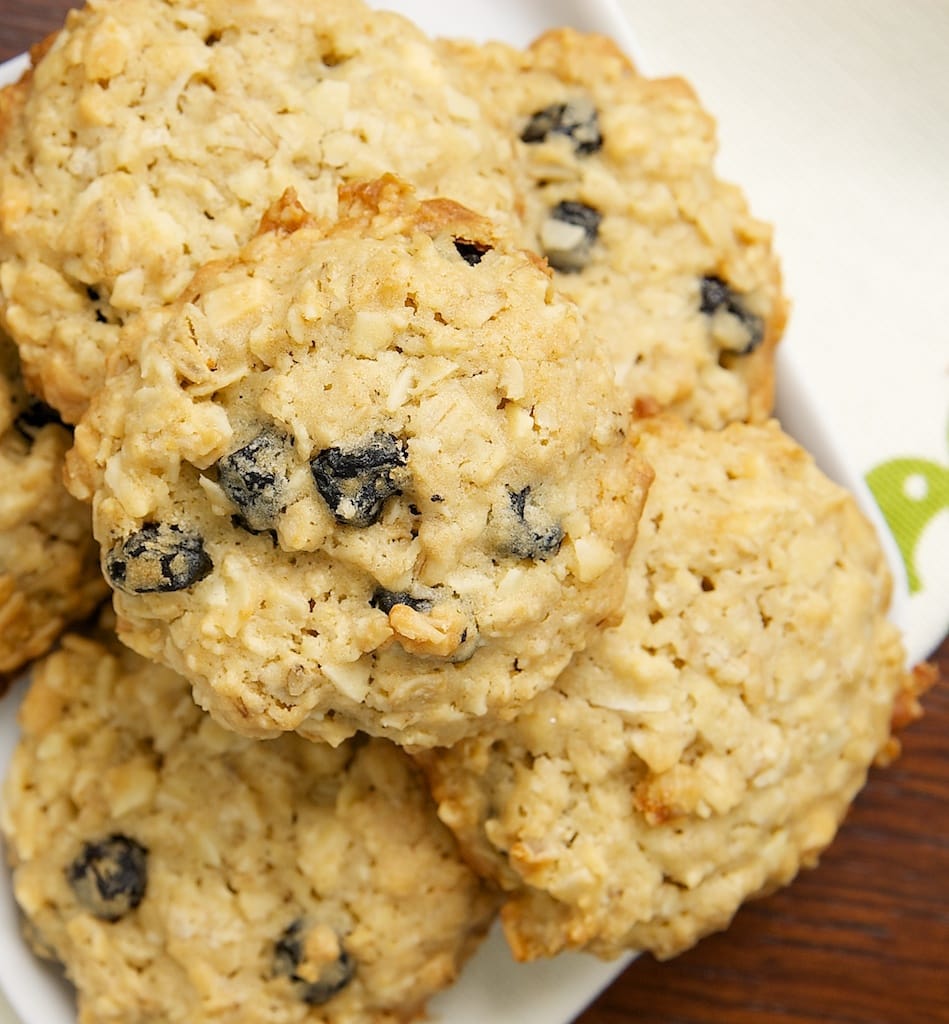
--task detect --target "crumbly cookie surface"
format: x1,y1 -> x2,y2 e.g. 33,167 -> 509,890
1,625 -> 498,1024
419,417 -> 910,961
0,331 -> 105,680
438,29 -> 787,428
1,3 -> 784,432
66,178 -> 648,748
0,0 -> 516,423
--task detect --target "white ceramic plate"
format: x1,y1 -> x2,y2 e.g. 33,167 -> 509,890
0,0 -> 921,1022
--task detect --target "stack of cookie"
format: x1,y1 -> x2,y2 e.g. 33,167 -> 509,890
0,2 -> 929,1022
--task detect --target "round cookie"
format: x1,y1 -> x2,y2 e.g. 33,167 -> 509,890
438,29 -> 787,428
66,178 -> 649,748
418,417 -> 912,961
0,330 -> 106,681
1,623 -> 498,1024
0,0 -> 517,423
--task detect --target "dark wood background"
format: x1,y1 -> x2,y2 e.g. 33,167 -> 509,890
1,3 -> 946,1022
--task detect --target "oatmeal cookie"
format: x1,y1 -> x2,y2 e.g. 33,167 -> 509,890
0,0 -> 516,423
0,623 -> 498,1024
438,29 -> 787,427
0,331 -> 105,681
419,417 -> 912,961
66,178 -> 649,748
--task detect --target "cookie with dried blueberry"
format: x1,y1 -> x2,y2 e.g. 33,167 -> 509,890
418,417 -> 913,962
1,621 -> 498,1024
0,331 -> 106,683
438,28 -> 788,428
0,0 -> 519,424
66,176 -> 650,748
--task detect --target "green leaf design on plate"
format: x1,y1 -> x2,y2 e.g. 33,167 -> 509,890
866,417 -> 949,594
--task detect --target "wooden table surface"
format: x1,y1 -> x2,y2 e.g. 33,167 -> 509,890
1,3 -> 947,1022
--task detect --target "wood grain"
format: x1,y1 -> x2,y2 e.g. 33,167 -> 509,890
1,3 -> 946,1022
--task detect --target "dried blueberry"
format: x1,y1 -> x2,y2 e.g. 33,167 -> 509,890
106,522 -> 213,595
699,274 -> 765,354
14,400 -> 67,440
453,239 -> 493,266
311,432 -> 409,527
228,515 -> 277,543
370,589 -> 434,615
540,201 -> 602,273
85,285 -> 119,326
66,834 -> 148,922
217,428 -> 293,532
698,275 -> 731,316
520,99 -> 603,155
501,486 -> 564,561
274,920 -> 355,1006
